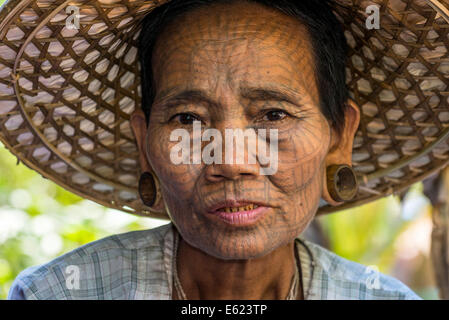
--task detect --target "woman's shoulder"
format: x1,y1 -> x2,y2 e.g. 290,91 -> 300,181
297,238 -> 422,300
8,223 -> 174,300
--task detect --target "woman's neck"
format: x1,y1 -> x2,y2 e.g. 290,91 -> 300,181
173,234 -> 302,300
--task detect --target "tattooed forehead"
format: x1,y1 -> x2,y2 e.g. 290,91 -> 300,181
151,1 -> 318,103
156,1 -> 307,43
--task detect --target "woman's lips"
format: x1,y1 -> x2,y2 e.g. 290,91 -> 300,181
207,202 -> 269,226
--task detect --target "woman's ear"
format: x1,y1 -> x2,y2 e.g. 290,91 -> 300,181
130,109 -> 152,174
130,109 -> 166,212
321,99 -> 361,206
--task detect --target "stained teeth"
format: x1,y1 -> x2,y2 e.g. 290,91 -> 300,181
222,204 -> 259,213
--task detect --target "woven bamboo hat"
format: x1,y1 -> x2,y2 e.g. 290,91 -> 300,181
1,0 -> 449,219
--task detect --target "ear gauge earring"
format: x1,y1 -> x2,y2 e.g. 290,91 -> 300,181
326,164 -> 359,203
138,171 -> 157,207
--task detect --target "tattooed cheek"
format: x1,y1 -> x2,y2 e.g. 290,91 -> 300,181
156,169 -> 199,205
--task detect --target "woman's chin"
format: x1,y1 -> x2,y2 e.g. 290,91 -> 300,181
174,207 -> 304,260
189,234 -> 282,261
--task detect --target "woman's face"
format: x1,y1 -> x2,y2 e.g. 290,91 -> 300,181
138,2 -> 354,260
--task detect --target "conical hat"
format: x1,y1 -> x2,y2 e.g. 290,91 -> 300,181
0,0 -> 449,219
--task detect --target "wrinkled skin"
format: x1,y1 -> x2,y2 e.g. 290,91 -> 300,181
131,1 -> 360,299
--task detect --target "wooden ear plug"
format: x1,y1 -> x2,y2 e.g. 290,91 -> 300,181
326,164 -> 359,202
138,171 -> 157,207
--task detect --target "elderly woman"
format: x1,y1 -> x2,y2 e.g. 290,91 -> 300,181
2,0 -> 448,299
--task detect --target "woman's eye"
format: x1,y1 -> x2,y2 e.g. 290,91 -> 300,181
171,113 -> 200,125
263,110 -> 288,121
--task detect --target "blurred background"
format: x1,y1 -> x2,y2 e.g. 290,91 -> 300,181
0,0 -> 440,299
0,140 -> 440,299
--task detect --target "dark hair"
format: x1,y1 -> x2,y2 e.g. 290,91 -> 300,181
138,0 -> 349,136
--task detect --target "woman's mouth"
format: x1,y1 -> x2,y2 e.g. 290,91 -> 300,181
221,204 -> 259,213
207,202 -> 269,226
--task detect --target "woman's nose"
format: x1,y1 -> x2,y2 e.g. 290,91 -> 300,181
204,161 -> 260,182
203,127 -> 260,182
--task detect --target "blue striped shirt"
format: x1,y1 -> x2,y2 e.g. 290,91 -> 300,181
8,222 -> 421,300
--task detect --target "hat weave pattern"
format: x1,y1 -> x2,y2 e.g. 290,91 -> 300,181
0,0 -> 448,218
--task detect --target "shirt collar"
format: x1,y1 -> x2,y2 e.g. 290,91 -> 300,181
162,222 -> 316,300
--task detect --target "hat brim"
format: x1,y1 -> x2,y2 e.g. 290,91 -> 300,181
0,0 -> 449,219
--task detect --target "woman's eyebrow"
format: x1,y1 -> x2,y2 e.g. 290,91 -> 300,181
240,86 -> 305,106
156,89 -> 218,108
155,86 -> 306,109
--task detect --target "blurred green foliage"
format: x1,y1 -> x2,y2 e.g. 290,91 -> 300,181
318,184 -> 440,299
0,143 -> 168,298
